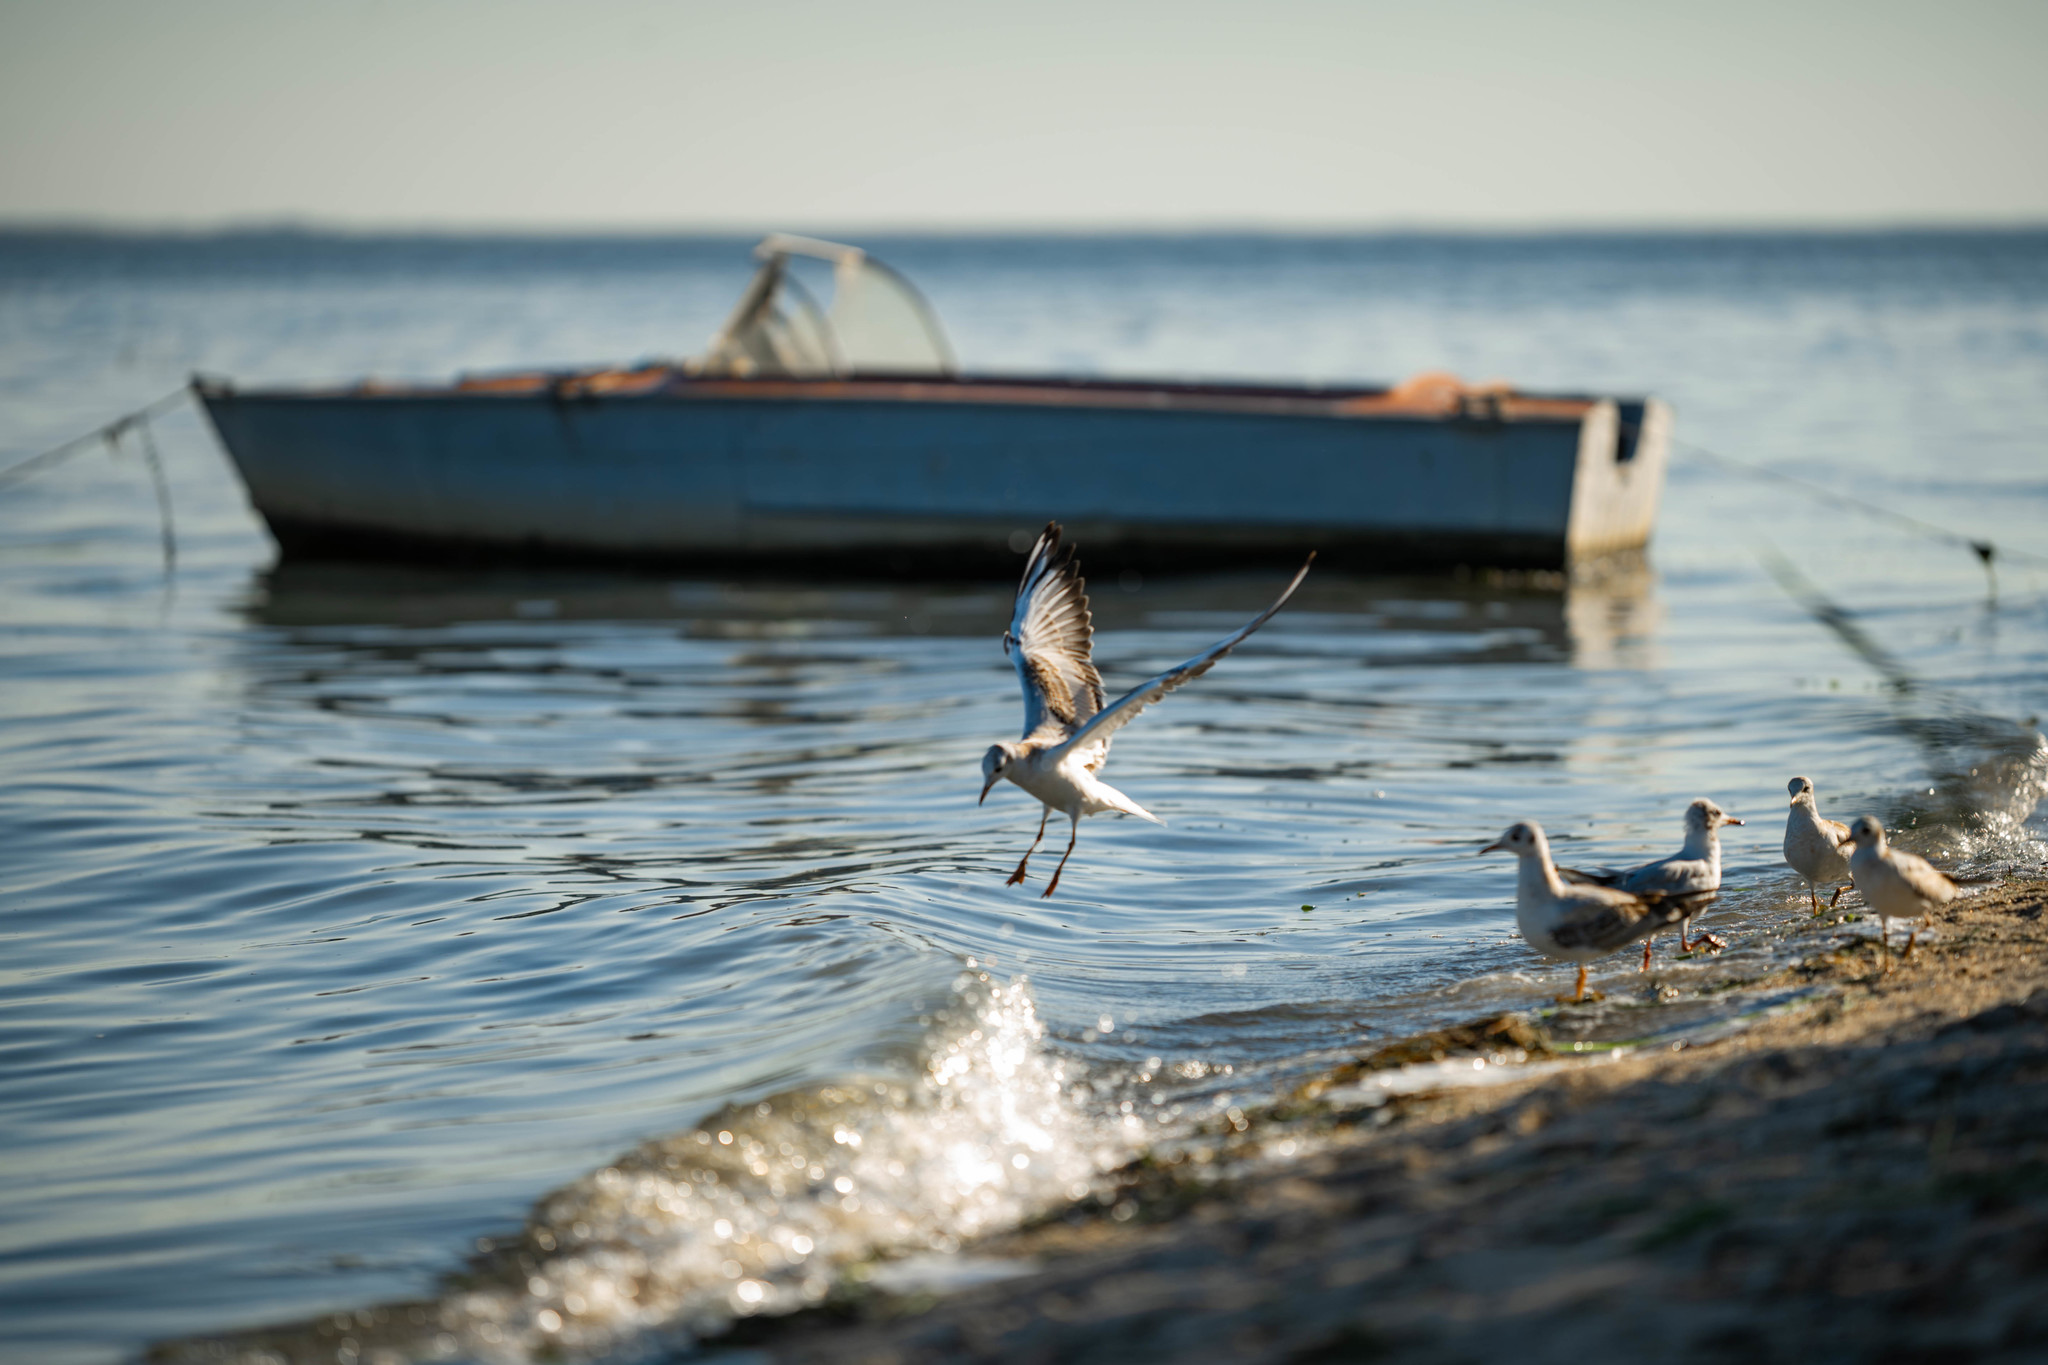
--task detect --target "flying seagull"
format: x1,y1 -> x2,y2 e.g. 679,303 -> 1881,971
979,523 -> 1313,898
1782,776 -> 1853,915
1484,820 -> 1714,1003
1558,797 -> 1742,965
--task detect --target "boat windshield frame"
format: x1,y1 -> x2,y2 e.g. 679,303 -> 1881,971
695,234 -> 957,379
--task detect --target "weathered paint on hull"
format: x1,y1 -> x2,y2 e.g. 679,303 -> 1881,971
199,386 -> 1669,572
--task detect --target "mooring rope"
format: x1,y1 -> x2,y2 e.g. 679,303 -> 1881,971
1677,438 -> 2048,577
123,411 -> 178,574
0,384 -> 190,575
0,386 -> 192,490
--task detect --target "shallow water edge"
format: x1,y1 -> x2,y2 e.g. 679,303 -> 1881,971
699,876 -> 2048,1364
148,860 -> 2048,1365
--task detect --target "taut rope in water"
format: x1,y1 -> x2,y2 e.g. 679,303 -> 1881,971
1678,438 -> 2048,597
0,384 -> 190,575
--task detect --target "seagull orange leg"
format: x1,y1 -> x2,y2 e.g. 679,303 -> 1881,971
1007,808 -> 1049,885
1640,937 -> 1654,972
1808,884 -> 1821,916
1830,885 -> 1849,909
1040,818 -> 1079,899
1675,915 -> 1726,955
1555,964 -> 1590,1005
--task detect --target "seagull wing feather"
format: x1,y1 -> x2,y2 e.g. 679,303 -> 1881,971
1617,855 -> 1717,896
1053,554 -> 1314,759
1887,848 -> 1960,905
1564,852 -> 1715,895
1551,886 -> 1712,953
1007,523 -> 1105,740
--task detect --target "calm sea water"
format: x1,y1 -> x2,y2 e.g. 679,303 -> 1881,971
2,231 -> 2046,1364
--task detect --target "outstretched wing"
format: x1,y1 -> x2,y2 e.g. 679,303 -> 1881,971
1054,554 -> 1315,759
1007,523 -> 1105,739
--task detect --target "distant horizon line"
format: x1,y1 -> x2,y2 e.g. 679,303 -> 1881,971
4,215 -> 2048,241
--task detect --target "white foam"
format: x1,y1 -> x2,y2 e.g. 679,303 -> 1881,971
171,970 -> 1130,1364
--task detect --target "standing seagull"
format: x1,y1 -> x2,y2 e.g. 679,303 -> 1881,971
1842,815 -> 1961,971
979,523 -> 1313,898
1482,821 -> 1706,1004
1558,798 -> 1744,965
1783,776 -> 1853,915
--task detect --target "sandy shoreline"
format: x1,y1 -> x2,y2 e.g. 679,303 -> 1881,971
715,878 -> 2048,1364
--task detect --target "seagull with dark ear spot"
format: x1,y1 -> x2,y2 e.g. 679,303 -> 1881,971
980,522 -> 1312,898
1783,776 -> 1854,915
1483,820 -> 1711,1005
1557,798 -> 1743,967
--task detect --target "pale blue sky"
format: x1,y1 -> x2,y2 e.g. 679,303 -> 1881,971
2,0 -> 2043,228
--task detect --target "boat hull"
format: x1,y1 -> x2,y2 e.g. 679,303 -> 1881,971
198,380 -> 1669,573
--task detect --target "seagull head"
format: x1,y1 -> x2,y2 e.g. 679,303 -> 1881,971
1480,821 -> 1545,859
1686,797 -> 1743,832
1788,776 -> 1816,804
1846,815 -> 1887,853
979,742 -> 1023,804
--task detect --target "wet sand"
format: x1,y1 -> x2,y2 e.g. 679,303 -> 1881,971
719,878 -> 2048,1364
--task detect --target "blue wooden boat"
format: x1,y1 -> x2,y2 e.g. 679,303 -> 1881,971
196,235 -> 1670,573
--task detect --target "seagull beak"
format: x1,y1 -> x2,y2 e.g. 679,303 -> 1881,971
979,772 -> 1000,805
1479,840 -> 1504,855
1725,816 -> 1745,827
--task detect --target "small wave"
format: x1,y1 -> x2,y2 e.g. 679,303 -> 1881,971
150,969 -> 1133,1365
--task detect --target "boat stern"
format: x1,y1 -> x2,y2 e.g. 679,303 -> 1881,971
1564,397 -> 1671,560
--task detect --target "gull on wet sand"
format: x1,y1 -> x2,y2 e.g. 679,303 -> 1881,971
1783,776 -> 1854,915
979,522 -> 1313,898
1483,820 -> 1708,1004
1558,798 -> 1743,966
1843,815 -> 1962,970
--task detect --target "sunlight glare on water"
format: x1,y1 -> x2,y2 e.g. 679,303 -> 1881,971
142,968 -> 1120,1364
